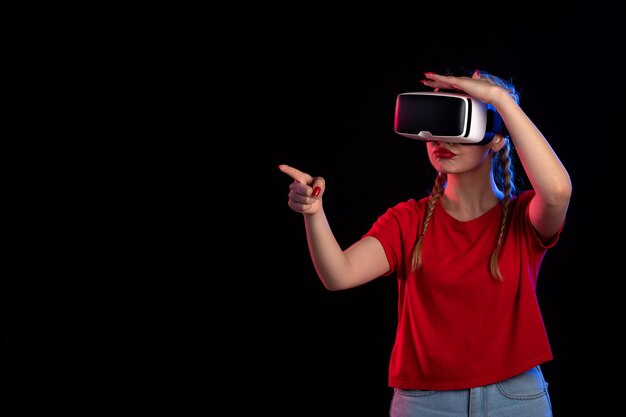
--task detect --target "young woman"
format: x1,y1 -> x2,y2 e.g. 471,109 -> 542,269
279,70 -> 571,416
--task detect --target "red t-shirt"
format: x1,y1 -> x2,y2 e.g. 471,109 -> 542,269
364,190 -> 562,390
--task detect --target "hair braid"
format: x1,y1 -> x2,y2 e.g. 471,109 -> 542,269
489,143 -> 514,281
411,172 -> 447,271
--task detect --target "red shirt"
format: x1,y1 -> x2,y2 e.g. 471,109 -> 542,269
364,190 -> 562,390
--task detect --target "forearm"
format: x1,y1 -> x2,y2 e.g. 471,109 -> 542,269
493,90 -> 572,204
303,209 -> 355,290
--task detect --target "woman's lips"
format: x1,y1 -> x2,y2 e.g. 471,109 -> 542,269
433,149 -> 455,158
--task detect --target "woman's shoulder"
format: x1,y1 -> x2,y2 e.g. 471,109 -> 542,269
369,196 -> 429,232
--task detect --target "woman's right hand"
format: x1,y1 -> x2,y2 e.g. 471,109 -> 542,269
278,164 -> 325,215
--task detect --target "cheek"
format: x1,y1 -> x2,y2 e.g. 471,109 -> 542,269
425,143 -> 438,156
426,149 -> 439,165
465,147 -> 491,160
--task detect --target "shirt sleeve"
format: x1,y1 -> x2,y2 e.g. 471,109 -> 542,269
363,199 -> 423,276
517,190 -> 565,249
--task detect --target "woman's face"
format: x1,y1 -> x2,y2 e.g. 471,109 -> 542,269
425,137 -> 503,175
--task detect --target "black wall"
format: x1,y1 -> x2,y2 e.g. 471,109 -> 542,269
59,3 -> 624,415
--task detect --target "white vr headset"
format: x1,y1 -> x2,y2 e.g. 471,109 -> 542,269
394,91 -> 506,144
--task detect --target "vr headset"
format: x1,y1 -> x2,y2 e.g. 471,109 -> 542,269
394,91 -> 506,144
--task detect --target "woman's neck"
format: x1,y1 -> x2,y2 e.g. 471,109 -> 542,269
441,175 -> 503,221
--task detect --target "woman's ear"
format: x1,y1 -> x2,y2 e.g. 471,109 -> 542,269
490,134 -> 506,153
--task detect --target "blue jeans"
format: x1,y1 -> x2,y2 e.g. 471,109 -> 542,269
389,366 -> 552,417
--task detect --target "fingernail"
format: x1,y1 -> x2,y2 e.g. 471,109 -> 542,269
312,186 -> 321,197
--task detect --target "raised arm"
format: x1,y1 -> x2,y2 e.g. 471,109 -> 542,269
279,164 -> 390,290
423,72 -> 572,238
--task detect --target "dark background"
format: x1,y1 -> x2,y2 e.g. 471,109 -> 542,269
53,2 -> 624,415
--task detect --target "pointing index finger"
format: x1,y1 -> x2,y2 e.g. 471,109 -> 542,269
278,164 -> 310,184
